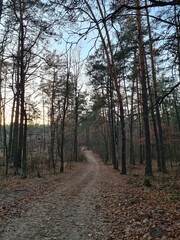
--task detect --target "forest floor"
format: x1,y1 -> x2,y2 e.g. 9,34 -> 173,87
0,149 -> 179,240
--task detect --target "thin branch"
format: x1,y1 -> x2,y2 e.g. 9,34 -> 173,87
103,1 -> 180,27
158,82 -> 180,104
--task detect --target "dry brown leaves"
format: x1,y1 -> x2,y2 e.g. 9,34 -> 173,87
0,164 -> 82,230
0,160 -> 179,240
98,164 -> 180,240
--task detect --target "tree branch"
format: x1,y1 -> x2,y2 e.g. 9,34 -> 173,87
105,0 -> 180,23
158,82 -> 180,104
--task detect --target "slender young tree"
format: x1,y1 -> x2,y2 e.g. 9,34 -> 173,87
60,68 -> 71,173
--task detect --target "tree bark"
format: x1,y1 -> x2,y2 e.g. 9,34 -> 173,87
73,77 -> 78,162
50,70 -> 56,174
107,79 -> 117,169
84,0 -> 126,174
145,0 -> 166,172
129,50 -> 136,165
136,0 -> 152,176
60,71 -> 70,173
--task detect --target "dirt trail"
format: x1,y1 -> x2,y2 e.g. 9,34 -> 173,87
0,150 -> 179,240
0,150 -> 108,240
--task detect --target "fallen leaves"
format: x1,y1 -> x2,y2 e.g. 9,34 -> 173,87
0,156 -> 179,240
98,164 -> 180,240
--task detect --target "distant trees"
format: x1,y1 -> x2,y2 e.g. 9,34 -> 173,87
39,51 -> 87,174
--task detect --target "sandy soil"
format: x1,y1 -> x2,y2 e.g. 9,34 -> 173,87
0,149 -> 179,240
0,150 -> 109,240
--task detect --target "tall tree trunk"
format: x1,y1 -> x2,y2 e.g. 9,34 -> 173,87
3,73 -> 8,175
21,109 -> 27,179
108,79 -> 117,169
0,0 -> 3,19
173,92 -> 180,131
129,51 -> 136,165
84,0 -> 126,174
60,72 -> 70,173
135,57 -> 144,164
173,5 -> 180,132
145,0 -> 166,172
12,74 -> 20,174
60,105 -> 65,173
102,108 -> 109,164
145,60 -> 161,170
42,91 -> 46,151
18,0 -> 27,178
0,63 -> 3,147
136,0 -> 152,176
73,77 -> 78,162
174,5 -> 180,79
50,70 -> 56,174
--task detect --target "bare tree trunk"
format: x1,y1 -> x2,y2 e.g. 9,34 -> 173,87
145,60 -> 161,170
0,0 -> 3,19
145,0 -> 166,172
42,90 -> 46,151
21,109 -> 27,178
102,108 -> 110,164
84,0 -> 126,173
135,58 -> 144,164
107,79 -> 117,169
50,70 -> 56,174
174,5 -> 180,79
136,0 -> 152,176
3,72 -> 8,175
173,92 -> 180,131
18,0 -> 27,178
12,71 -> 20,174
0,63 -> 3,147
173,5 -> 180,132
73,77 -> 78,162
60,72 -> 70,173
129,50 -> 136,165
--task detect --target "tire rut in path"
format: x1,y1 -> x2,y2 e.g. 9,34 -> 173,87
0,150 -> 107,240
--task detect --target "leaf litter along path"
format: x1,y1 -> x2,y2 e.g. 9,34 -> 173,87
0,150 -> 179,240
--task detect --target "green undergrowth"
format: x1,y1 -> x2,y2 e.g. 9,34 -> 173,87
161,194 -> 180,202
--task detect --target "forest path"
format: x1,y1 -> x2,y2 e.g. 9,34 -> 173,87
0,150 -> 179,240
0,150 -> 109,240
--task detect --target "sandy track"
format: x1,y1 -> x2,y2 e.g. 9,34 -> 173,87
0,150 -> 107,240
